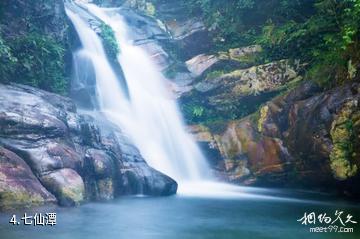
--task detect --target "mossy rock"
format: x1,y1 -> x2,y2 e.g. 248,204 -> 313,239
96,178 -> 114,200
40,168 -> 85,206
330,100 -> 360,180
257,105 -> 269,133
0,188 -> 47,210
0,147 -> 56,210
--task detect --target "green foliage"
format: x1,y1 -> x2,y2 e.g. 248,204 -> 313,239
181,103 -> 206,122
258,0 -> 360,86
180,0 -> 360,86
0,30 -> 17,80
7,34 -> 67,93
99,23 -> 119,61
181,0 -> 314,50
205,70 -> 224,80
0,0 -> 70,94
330,118 -> 358,180
180,90 -> 280,125
192,105 -> 205,117
0,28 -> 68,94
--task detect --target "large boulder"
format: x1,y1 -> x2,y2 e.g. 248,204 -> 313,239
212,119 -> 293,184
0,147 -> 56,210
193,60 -> 298,97
41,168 -> 85,206
150,1 -> 212,60
84,149 -> 116,200
0,84 -> 83,176
180,60 -> 300,124
185,45 -> 263,78
118,162 -> 178,196
118,8 -> 172,70
0,83 -> 177,209
186,54 -> 220,77
119,0 -> 212,59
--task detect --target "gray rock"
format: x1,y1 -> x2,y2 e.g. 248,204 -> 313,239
167,18 -> 206,41
86,149 -> 115,179
41,168 -> 85,206
0,83 -> 177,209
228,45 -> 262,60
195,60 -> 298,95
0,147 -> 57,210
118,162 -> 178,196
186,54 -> 219,77
118,8 -> 173,70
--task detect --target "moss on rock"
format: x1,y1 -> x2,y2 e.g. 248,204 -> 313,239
330,100 -> 360,180
0,147 -> 56,210
96,178 -> 114,200
99,23 -> 119,62
41,169 -> 85,206
257,105 -> 269,133
0,188 -> 45,210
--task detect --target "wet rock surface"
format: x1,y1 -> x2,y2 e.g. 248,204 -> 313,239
0,147 -> 57,210
40,168 -> 85,207
179,60 -> 301,124
190,82 -> 360,197
0,83 -> 177,209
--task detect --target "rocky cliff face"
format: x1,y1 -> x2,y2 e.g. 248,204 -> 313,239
0,84 -> 177,210
190,81 -> 360,197
111,1 -> 360,198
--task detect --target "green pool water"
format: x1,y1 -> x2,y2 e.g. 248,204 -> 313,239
0,189 -> 359,239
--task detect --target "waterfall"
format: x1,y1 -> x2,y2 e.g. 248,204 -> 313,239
66,7 -> 129,113
66,3 -> 212,192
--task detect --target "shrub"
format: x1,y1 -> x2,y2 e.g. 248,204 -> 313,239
99,23 -> 119,62
0,31 -> 68,94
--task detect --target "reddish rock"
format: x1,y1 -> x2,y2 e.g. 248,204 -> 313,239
0,147 -> 56,210
40,168 -> 85,207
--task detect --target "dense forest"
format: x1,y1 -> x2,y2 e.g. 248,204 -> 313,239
0,0 -> 70,94
165,0 -> 360,88
1,0 -> 359,93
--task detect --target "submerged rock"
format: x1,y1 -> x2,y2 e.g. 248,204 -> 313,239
0,83 -> 177,209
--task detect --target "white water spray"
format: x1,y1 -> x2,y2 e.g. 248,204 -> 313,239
67,3 -> 212,192
65,2 -> 323,202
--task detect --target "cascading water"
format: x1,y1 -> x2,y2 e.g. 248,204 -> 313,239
66,2 -> 214,193
66,7 -> 129,114
66,1 -> 304,199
